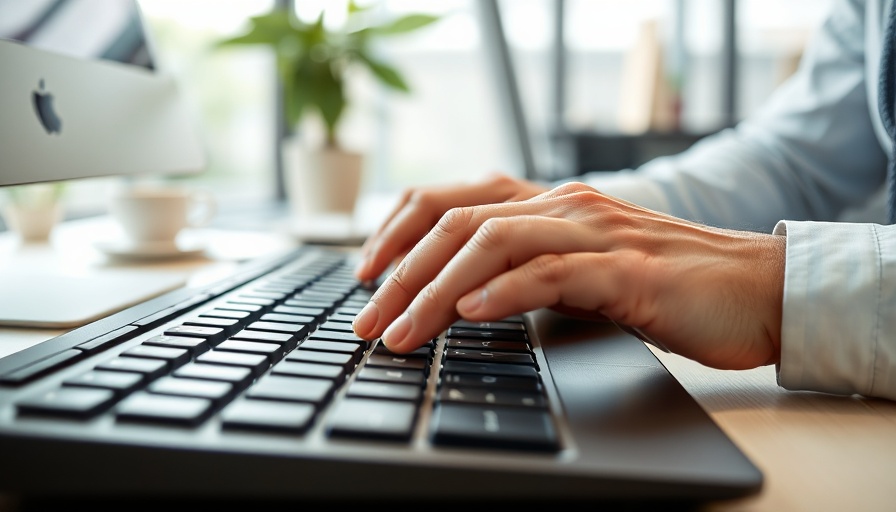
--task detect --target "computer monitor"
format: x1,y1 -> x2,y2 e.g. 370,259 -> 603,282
0,0 -> 205,188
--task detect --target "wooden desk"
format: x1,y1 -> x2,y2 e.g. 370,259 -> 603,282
651,348 -> 896,511
1,216 -> 894,511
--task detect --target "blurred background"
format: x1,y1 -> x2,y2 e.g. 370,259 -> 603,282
1,0 -> 834,231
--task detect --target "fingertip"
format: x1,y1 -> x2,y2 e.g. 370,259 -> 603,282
352,301 -> 380,338
457,288 -> 487,316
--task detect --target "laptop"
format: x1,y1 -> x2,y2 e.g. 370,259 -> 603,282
0,1 -> 763,506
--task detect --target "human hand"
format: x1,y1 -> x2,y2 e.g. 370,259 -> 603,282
353,172 -> 549,283
352,182 -> 785,371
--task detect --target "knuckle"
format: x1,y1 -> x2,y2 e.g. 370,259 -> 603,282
553,181 -> 596,196
418,279 -> 448,309
435,206 -> 475,237
399,187 -> 421,207
487,173 -> 515,187
382,260 -> 415,301
469,216 -> 514,252
407,188 -> 437,208
528,254 -> 572,284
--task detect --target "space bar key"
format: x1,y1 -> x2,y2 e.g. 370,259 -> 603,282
430,402 -> 559,452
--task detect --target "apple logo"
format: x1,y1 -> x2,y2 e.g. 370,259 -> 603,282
32,79 -> 62,135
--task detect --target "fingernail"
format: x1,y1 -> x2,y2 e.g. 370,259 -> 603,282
457,288 -> 487,315
382,311 -> 412,349
352,301 -> 379,337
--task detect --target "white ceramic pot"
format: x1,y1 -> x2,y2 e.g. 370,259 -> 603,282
1,202 -> 63,243
283,139 -> 364,218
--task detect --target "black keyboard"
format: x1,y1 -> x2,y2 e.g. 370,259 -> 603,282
1,247 -> 559,452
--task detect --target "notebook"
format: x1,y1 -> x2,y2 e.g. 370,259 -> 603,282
0,0 -> 762,506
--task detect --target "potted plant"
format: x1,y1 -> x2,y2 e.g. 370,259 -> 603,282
217,1 -> 440,218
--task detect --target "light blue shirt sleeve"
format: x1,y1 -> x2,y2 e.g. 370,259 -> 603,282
573,0 -> 896,401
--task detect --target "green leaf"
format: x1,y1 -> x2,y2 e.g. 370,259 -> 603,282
216,11 -> 295,47
370,14 -> 440,35
361,56 -> 410,92
348,0 -> 373,15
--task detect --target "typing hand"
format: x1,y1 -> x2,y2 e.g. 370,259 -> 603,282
353,181 -> 785,371
352,172 -> 549,283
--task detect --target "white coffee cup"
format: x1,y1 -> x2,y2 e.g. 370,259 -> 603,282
108,186 -> 216,247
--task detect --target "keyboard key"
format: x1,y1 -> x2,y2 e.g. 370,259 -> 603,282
260,313 -> 316,325
230,329 -> 294,345
17,387 -> 117,418
356,366 -> 426,386
347,381 -> 422,402
228,296 -> 275,307
217,303 -> 264,314
316,321 -> 354,333
451,320 -> 526,332
215,339 -> 285,363
364,353 -> 428,371
326,313 -> 357,324
148,376 -> 235,405
246,375 -> 335,406
326,398 -> 417,441
199,309 -> 251,320
116,392 -> 214,426
273,305 -> 325,318
120,345 -> 190,368
441,360 -> 539,380
142,334 -> 209,356
63,370 -> 144,395
335,306 -> 364,316
282,299 -> 333,311
440,372 -> 542,392
241,290 -> 288,300
372,342 -> 433,359
445,338 -> 532,353
430,403 -> 558,452
437,386 -> 547,408
299,340 -> 364,363
444,348 -> 536,366
183,316 -> 242,332
285,349 -> 357,371
96,357 -> 168,381
271,360 -> 345,381
307,331 -> 368,348
164,325 -> 227,344
174,363 -> 253,390
196,351 -> 269,377
247,321 -> 310,338
220,399 -> 316,434
446,327 -> 528,342
295,291 -> 343,302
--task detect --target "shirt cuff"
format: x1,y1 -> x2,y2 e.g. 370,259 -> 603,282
774,220 -> 896,400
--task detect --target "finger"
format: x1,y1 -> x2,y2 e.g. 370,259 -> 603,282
356,197 -> 557,343
355,202 -> 434,281
355,175 -> 539,281
455,252 -> 628,325
379,216 -> 599,353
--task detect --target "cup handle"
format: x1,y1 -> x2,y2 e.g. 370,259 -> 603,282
187,190 -> 217,228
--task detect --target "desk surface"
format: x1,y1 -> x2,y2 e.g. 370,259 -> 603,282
1,216 -> 895,511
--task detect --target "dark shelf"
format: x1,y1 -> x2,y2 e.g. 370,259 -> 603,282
563,130 -> 717,174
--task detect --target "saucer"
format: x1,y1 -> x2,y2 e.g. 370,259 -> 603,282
94,239 -> 206,260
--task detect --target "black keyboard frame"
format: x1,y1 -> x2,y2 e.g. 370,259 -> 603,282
0,246 -> 588,501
